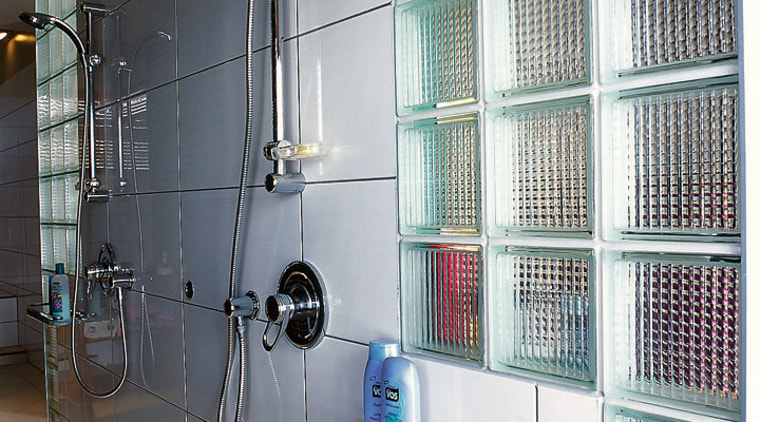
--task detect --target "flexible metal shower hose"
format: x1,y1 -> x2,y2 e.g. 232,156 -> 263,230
218,0 -> 256,419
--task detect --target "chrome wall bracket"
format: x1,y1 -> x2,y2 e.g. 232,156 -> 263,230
262,261 -> 327,351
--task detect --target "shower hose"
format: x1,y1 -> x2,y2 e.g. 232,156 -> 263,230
218,0 -> 256,420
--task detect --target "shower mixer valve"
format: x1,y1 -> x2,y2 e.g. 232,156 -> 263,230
86,243 -> 135,297
262,261 -> 327,351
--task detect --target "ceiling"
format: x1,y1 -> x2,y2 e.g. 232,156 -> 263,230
0,0 -> 36,33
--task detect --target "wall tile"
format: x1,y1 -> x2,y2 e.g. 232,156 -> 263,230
180,189 -> 236,310
0,297 -> 18,322
108,83 -> 179,194
237,187 -> 302,302
298,7 -> 396,182
108,192 -> 182,300
114,381 -> 186,422
58,344 -> 117,422
298,0 -> 388,34
413,356 -> 537,421
302,180 -> 399,343
0,321 -> 18,347
178,59 -> 245,190
305,337 -> 365,421
122,290 -> 185,408
537,386 -> 603,422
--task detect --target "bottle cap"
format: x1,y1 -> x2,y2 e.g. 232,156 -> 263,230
368,339 -> 400,361
55,263 -> 65,274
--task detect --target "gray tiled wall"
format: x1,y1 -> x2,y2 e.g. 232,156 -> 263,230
0,61 -> 43,370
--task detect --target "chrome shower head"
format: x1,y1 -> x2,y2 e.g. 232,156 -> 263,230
18,12 -> 56,30
18,11 -> 88,62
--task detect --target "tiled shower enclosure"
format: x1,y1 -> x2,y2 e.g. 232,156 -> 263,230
29,0 -> 753,421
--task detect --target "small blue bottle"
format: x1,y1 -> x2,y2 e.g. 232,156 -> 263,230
381,357 -> 420,422
364,340 -> 400,422
49,263 -> 71,323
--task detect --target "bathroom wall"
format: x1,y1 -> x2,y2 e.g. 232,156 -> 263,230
48,1 -> 748,422
0,55 -> 43,370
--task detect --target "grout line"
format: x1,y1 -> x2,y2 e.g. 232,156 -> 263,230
289,3 -> 392,40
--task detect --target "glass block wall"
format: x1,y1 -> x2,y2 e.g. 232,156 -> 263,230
34,0 -> 80,420
396,0 -> 740,420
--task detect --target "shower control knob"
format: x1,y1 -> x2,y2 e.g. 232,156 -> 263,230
224,291 -> 260,320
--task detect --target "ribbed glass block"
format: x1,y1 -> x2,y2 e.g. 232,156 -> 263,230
36,34 -> 50,82
62,67 -> 77,119
38,129 -> 51,175
53,227 -> 67,264
49,77 -> 63,125
66,226 -> 76,271
50,126 -> 64,173
51,176 -> 65,222
399,114 -> 481,235
395,0 -> 478,114
490,247 -> 594,384
484,0 -> 589,97
37,83 -> 50,129
609,0 -> 736,75
611,82 -> 739,238
63,121 -> 79,171
62,0 -> 76,17
63,173 -> 78,223
40,227 -> 53,270
62,14 -> 77,67
48,0 -> 61,18
401,242 -> 482,363
489,98 -> 592,235
39,178 -> 52,222
612,254 -> 740,412
604,405 -> 698,422
49,29 -> 62,75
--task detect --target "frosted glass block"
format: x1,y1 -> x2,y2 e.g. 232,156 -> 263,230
37,0 -> 49,14
395,0 -> 478,114
62,0 -> 76,16
38,129 -> 52,175
49,29 -> 62,75
62,14 -> 77,67
603,405 -> 702,422
53,227 -> 67,265
611,81 -> 739,238
484,0 -> 589,96
398,114 -> 481,235
401,242 -> 482,363
63,121 -> 79,171
37,83 -> 50,129
40,227 -> 54,270
609,0 -> 736,75
611,254 -> 740,412
66,227 -> 77,271
63,173 -> 78,223
51,176 -> 65,222
39,178 -> 52,222
488,97 -> 592,235
62,67 -> 78,119
50,126 -> 64,173
36,34 -> 50,82
49,77 -> 63,124
48,0 -> 61,21
490,247 -> 594,385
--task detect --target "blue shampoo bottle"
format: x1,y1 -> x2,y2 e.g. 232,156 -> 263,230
364,340 -> 400,422
49,263 -> 71,322
381,357 -> 420,422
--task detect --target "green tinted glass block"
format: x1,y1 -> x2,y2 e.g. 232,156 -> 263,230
398,113 -> 481,235
608,0 -> 736,75
610,81 -> 739,238
401,242 -> 483,364
395,0 -> 478,114
490,247 -> 595,386
604,405 -> 697,422
611,253 -> 740,412
488,97 -> 592,236
484,0 -> 590,97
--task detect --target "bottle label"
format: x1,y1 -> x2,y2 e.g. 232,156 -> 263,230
384,386 -> 403,422
372,383 -> 382,398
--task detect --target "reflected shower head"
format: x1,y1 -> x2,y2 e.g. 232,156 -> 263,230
18,11 -> 88,63
18,12 -> 55,30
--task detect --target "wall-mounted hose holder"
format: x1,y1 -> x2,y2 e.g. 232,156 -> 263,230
263,141 -> 328,194
262,261 -> 327,351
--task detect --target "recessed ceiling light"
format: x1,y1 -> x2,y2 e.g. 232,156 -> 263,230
0,32 -> 8,41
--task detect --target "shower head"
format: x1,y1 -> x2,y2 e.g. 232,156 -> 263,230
18,12 -> 55,30
18,11 -> 88,63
